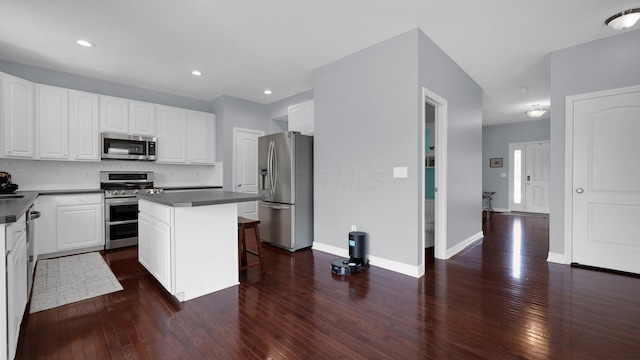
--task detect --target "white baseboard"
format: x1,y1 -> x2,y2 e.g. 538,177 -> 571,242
445,231 -> 484,259
492,207 -> 509,213
547,252 -> 569,264
312,242 -> 423,278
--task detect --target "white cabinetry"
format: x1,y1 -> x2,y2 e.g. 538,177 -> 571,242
156,106 -> 215,165
36,194 -> 104,257
100,95 -> 128,134
36,86 -> 101,162
101,96 -> 156,136
37,85 -> 69,159
69,90 -> 100,161
288,100 -> 314,135
138,199 -> 238,301
155,105 -> 187,163
138,200 -> 172,291
188,110 -> 216,164
6,214 -> 27,360
1,72 -> 35,158
129,100 -> 155,136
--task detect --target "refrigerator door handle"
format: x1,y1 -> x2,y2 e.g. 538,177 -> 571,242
267,140 -> 274,195
260,202 -> 290,210
272,142 -> 277,194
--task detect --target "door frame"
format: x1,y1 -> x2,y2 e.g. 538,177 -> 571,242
563,84 -> 640,262
422,87 -> 448,263
232,126 -> 265,191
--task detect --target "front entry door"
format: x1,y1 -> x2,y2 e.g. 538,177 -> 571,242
234,128 -> 264,220
571,87 -> 640,274
524,142 -> 550,213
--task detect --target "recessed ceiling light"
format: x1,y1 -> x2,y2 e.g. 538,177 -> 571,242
191,70 -> 203,76
264,89 -> 273,95
605,8 -> 640,30
76,40 -> 94,47
519,87 -> 529,93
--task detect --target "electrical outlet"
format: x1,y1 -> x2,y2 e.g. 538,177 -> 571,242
351,225 -> 357,232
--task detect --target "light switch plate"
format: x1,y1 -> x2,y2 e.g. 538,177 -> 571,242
501,173 -> 507,178
393,167 -> 408,178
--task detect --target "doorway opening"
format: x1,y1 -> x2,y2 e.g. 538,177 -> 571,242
421,88 -> 448,273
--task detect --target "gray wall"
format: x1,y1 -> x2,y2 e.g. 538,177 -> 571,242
482,119 -> 550,210
209,95 -> 270,190
417,30 -> 483,254
313,28 -> 482,267
549,28 -> 640,255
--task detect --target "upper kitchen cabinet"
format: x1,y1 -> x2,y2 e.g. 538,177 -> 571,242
69,90 -> 100,161
100,96 -> 155,136
156,105 -> 188,163
129,100 -> 155,136
36,86 -> 100,162
288,100 -> 314,135
188,110 -> 216,164
156,105 -> 216,165
100,95 -> 128,134
1,72 -> 35,158
37,85 -> 69,160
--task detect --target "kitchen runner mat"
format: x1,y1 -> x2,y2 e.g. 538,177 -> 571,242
29,252 -> 123,313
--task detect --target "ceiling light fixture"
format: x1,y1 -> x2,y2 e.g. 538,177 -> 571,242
76,40 -> 94,47
605,8 -> 640,30
263,89 -> 273,95
525,104 -> 547,118
191,70 -> 202,76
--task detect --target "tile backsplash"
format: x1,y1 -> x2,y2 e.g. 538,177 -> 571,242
0,159 -> 223,190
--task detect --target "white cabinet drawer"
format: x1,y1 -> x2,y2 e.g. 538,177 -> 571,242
152,203 -> 172,224
54,193 -> 103,206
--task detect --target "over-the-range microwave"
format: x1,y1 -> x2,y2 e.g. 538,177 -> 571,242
101,132 -> 156,161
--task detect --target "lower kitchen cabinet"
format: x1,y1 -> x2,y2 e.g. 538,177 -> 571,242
35,193 -> 105,258
138,201 -> 172,291
5,214 -> 27,360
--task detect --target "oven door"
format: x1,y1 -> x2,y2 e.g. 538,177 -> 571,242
105,198 -> 139,249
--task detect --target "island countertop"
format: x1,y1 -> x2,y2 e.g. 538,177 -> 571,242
137,190 -> 265,207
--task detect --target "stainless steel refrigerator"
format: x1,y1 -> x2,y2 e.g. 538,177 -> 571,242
258,131 -> 313,251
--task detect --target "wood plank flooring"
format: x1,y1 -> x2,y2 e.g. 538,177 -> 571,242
16,213 -> 640,359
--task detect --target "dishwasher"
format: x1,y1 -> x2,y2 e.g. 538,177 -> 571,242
26,206 -> 41,294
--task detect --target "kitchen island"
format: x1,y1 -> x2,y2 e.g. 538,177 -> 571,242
137,190 -> 264,302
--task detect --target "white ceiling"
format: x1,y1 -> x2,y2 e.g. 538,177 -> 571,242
0,0 -> 637,126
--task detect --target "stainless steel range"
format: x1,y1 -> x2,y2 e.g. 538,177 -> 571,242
100,171 -> 163,250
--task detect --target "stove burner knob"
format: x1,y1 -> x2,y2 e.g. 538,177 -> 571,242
118,190 -> 126,196
157,189 -> 164,193
133,189 -> 139,195
147,189 -> 154,194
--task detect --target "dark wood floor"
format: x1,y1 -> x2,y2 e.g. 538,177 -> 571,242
17,214 -> 640,359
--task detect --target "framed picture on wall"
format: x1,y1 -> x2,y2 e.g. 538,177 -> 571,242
490,158 -> 503,168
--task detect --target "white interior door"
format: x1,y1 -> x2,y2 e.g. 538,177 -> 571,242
234,128 -> 263,220
508,141 -> 550,213
571,88 -> 640,274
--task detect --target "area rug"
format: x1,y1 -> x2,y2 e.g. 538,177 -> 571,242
501,212 -> 549,218
29,252 -> 123,313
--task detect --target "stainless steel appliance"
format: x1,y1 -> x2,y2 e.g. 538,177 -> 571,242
258,131 -> 313,251
100,171 -> 163,250
26,206 -> 41,293
101,132 -> 156,161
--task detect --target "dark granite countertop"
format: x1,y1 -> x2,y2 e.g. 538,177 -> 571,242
0,192 -> 39,225
137,190 -> 265,207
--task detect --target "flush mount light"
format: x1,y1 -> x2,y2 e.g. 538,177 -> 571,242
76,39 -> 94,47
605,8 -> 640,30
263,89 -> 273,95
191,70 -> 202,76
525,104 -> 547,118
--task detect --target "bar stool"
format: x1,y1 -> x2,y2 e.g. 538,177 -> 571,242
237,217 -> 265,273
